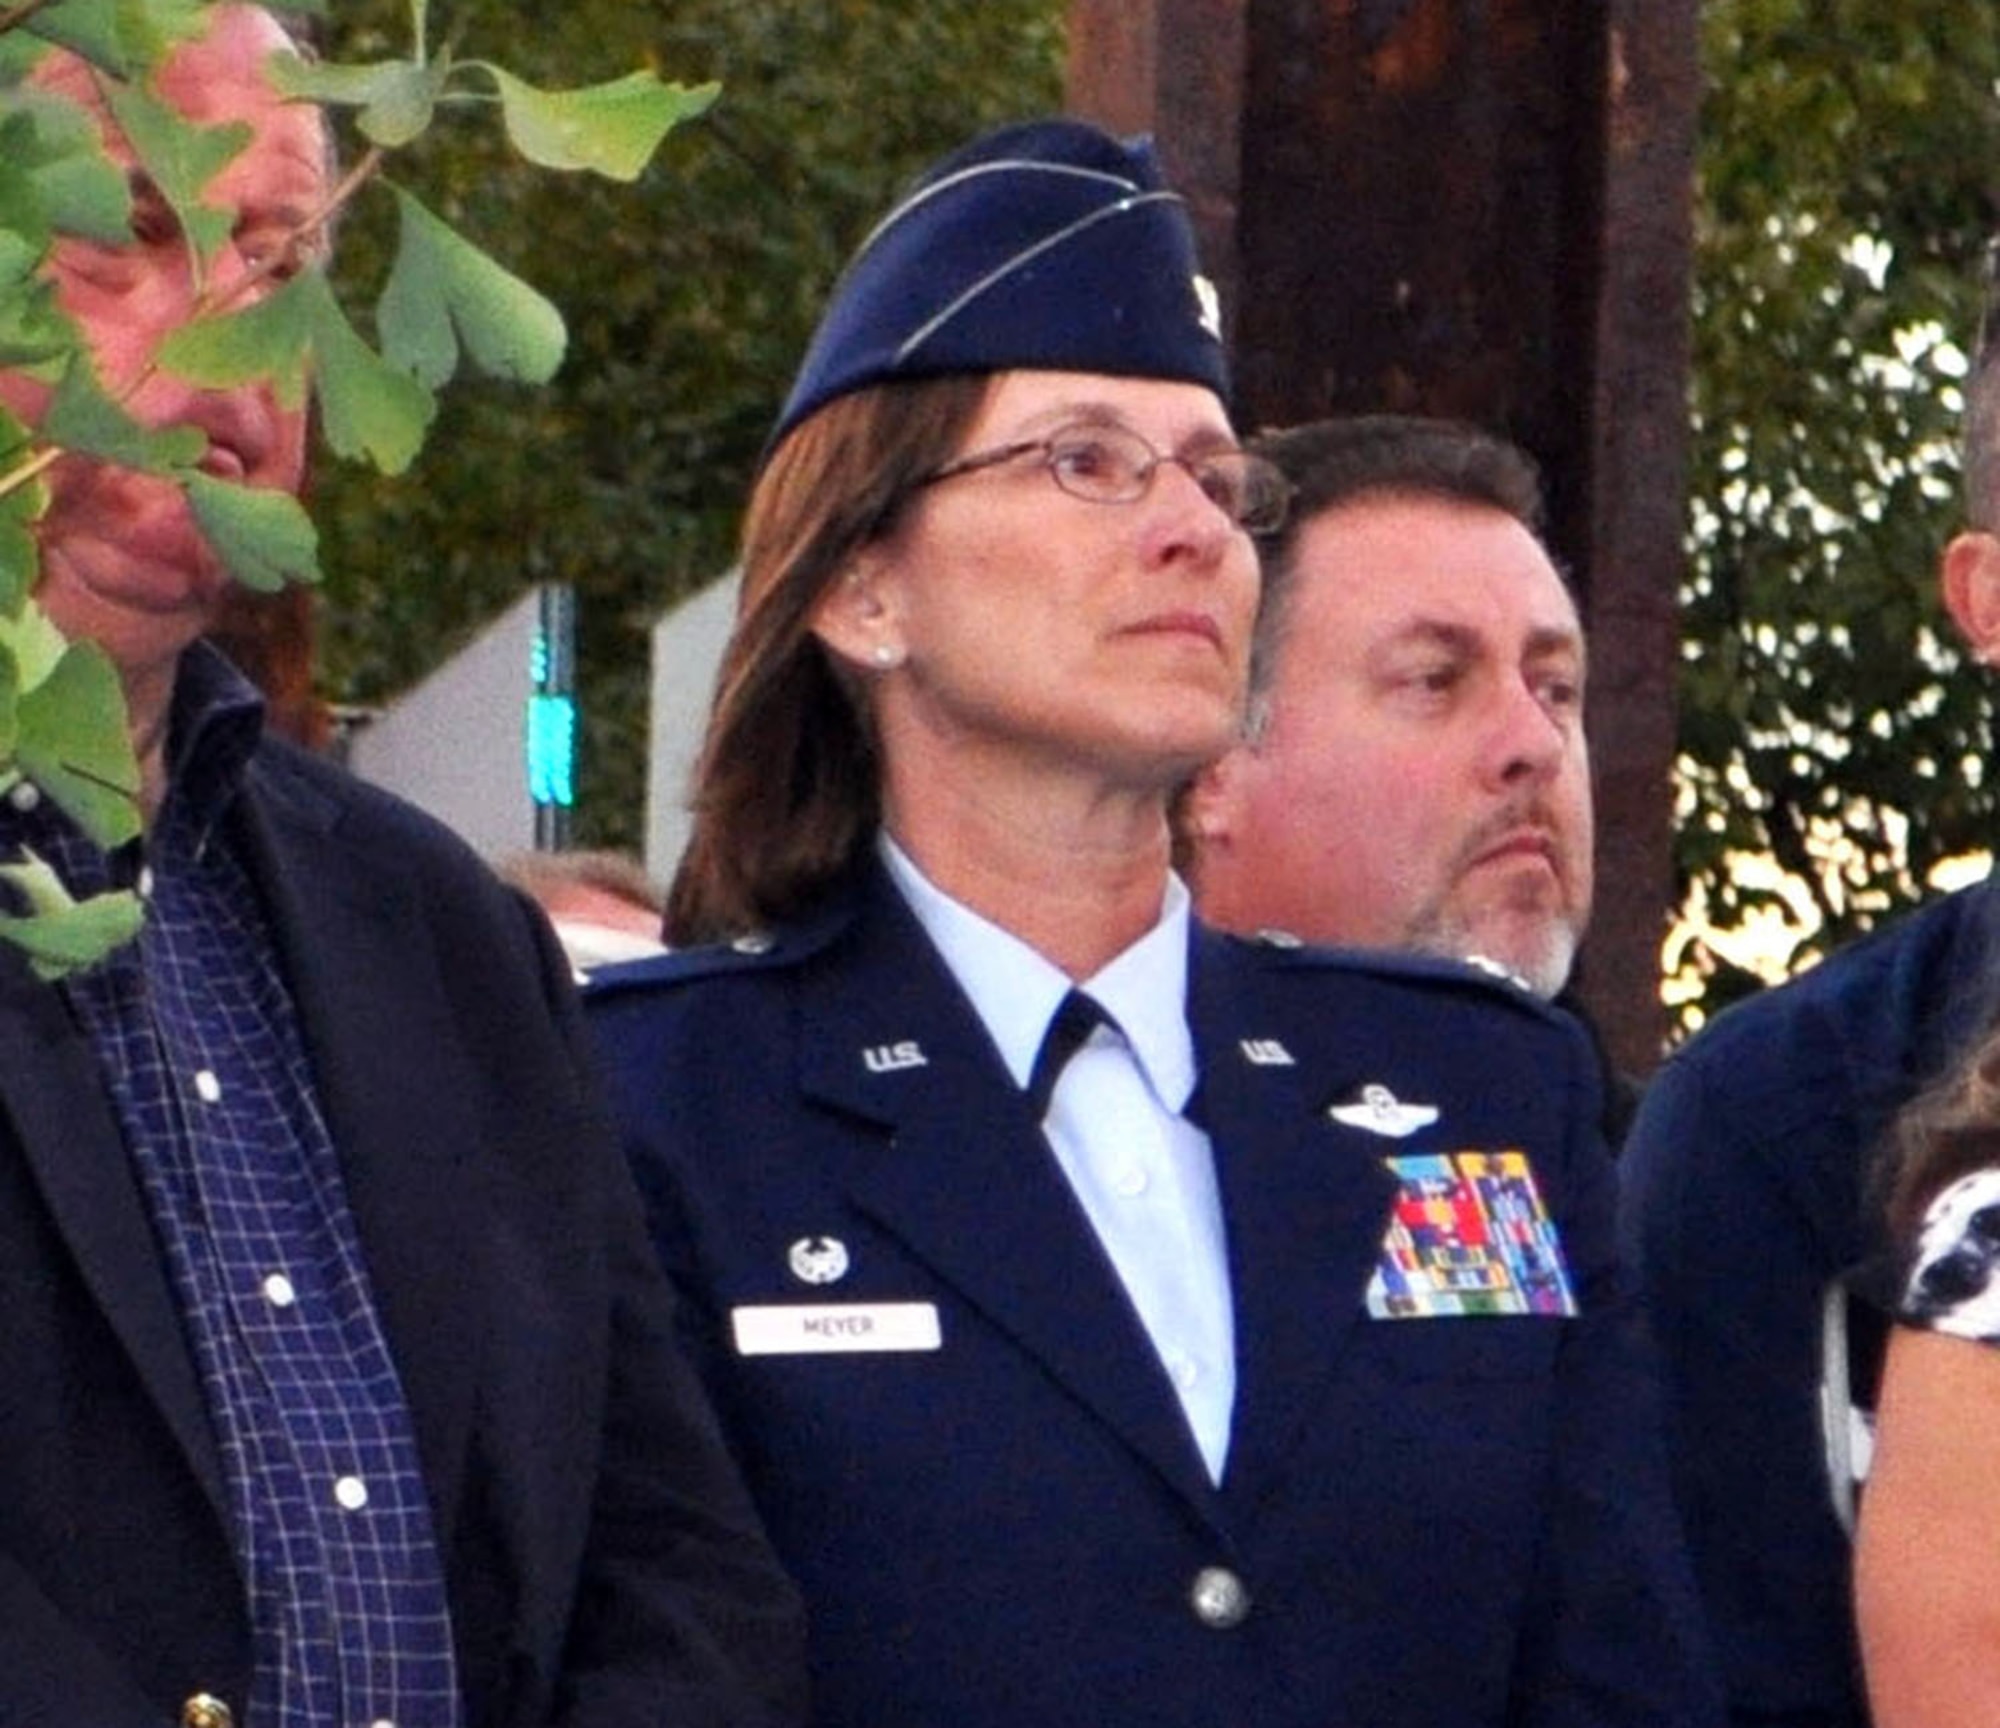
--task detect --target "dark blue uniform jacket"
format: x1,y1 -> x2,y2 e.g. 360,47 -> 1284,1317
590,861 -> 1721,1728
1620,878 -> 2000,1728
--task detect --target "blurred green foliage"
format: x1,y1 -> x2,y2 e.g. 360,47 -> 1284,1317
1,0 -> 712,968
309,0 -> 2000,1030
312,0 -> 1065,851
1673,0 -> 2000,1023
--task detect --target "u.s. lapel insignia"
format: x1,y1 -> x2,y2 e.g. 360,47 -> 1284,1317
1239,1037 -> 1295,1067
788,1235 -> 851,1286
861,1039 -> 927,1074
1328,1082 -> 1440,1138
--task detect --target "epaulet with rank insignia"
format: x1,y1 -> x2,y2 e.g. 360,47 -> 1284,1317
581,927 -> 801,1001
1213,925 -> 1560,1024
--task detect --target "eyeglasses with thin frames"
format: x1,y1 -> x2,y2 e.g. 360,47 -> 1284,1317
909,421 -> 1294,535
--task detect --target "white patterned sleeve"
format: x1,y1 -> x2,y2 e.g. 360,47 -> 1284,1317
1901,1167 -> 2000,1341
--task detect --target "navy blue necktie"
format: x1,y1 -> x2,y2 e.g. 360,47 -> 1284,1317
1025,990 -> 1112,1120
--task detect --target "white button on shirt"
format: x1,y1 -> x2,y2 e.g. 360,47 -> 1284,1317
881,835 -> 1237,1482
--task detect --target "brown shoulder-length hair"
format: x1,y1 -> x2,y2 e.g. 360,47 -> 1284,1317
1884,1020 -> 2000,1245
664,374 -> 991,944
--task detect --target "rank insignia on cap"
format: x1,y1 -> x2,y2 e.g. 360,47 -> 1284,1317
1365,1150 -> 1579,1319
1328,1083 -> 1440,1139
788,1236 -> 851,1286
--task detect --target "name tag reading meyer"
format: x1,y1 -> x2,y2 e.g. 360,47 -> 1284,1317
732,1302 -> 942,1356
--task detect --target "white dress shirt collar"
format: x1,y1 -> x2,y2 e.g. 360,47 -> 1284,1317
877,832 -> 1197,1114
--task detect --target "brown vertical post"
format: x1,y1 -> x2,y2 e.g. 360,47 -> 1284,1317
1069,0 -> 1698,1078
1580,5 -> 1701,1080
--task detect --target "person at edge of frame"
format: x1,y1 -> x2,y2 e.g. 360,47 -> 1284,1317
1857,1019 -> 2000,1724
1619,253 -> 2000,1728
0,10 -> 807,1726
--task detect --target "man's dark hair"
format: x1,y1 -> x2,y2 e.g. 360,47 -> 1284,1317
1242,415 -> 1552,726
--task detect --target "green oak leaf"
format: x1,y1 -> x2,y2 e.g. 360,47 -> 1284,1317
268,51 -> 447,149
0,35 -> 47,82
0,133 -> 49,263
35,153 -> 132,250
0,853 -> 145,980
0,647 -> 18,764
185,472 -> 319,591
156,268 -> 315,409
0,151 -> 73,371
301,273 -> 434,472
103,81 -> 246,266
0,118 -> 55,256
161,271 -> 433,473
25,100 -> 134,246
478,66 -> 718,183
14,637 -> 143,847
0,404 -> 46,614
18,0 -> 207,79
0,519 -> 37,618
0,596 -> 71,693
0,231 -> 43,294
40,353 -> 206,472
8,88 -> 135,246
0,270 -> 72,374
379,188 -> 565,388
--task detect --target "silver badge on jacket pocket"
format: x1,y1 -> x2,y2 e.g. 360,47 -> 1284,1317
788,1235 -> 850,1285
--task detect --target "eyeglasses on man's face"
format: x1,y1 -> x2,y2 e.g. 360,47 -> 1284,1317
910,421 -> 1294,535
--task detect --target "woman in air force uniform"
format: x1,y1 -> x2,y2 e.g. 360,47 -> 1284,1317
587,117 -> 1719,1728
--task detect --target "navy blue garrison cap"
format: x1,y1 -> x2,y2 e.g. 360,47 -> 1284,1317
768,117 -> 1229,453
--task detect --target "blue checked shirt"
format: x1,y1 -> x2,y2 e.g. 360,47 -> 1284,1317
6,646 -> 462,1728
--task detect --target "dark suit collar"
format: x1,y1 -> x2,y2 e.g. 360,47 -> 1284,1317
0,946 -> 231,1515
0,730 -> 498,1550
166,641 -> 264,799
0,650 -> 269,1528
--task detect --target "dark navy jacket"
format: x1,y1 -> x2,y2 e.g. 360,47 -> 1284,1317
590,861 -> 1721,1728
0,733 -> 805,1728
1619,878 -> 2000,1728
